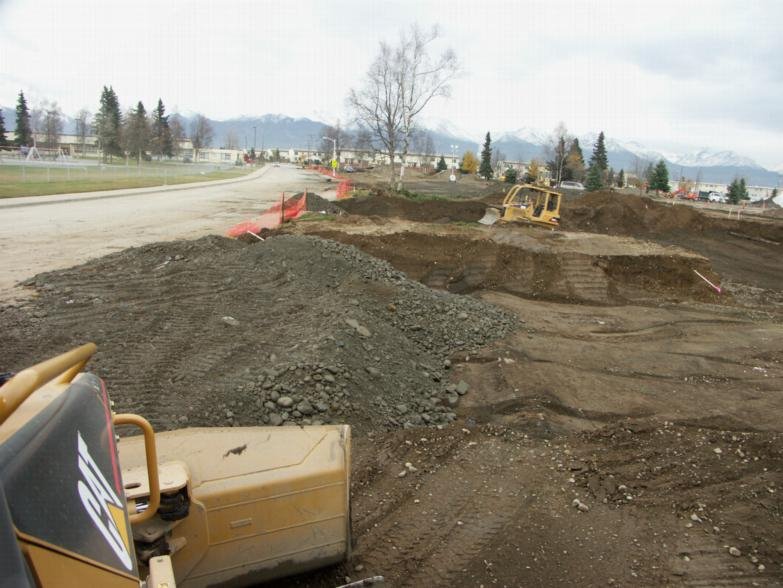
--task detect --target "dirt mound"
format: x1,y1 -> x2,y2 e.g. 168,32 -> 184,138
561,192 -> 709,235
337,193 -> 487,223
2,235 -> 516,433
289,191 -> 344,216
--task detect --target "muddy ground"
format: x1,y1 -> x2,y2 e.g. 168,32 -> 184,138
2,189 -> 782,586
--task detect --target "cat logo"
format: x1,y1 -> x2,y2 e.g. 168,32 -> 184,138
76,432 -> 133,570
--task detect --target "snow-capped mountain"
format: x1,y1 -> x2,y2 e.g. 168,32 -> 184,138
501,127 -> 551,145
672,149 -> 761,169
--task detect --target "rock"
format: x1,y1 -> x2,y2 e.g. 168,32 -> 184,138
356,325 -> 371,338
457,312 -> 468,320
713,447 -> 723,455
268,413 -> 283,426
446,395 -> 459,407
345,318 -> 359,329
324,374 -> 336,383
276,396 -> 294,408
221,316 -> 240,327
178,415 -> 188,423
728,547 -> 741,557
572,499 -> 589,512
297,400 -> 314,416
315,401 -> 329,413
690,513 -> 702,523
395,404 -> 409,414
456,380 -> 470,395
365,366 -> 381,377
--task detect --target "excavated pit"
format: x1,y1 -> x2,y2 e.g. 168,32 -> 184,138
304,228 -> 723,306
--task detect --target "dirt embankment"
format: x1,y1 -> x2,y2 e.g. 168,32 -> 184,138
561,191 -> 783,292
309,230 -> 723,306
336,192 -> 488,223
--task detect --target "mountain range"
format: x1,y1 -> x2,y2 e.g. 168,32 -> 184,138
2,105 -> 780,188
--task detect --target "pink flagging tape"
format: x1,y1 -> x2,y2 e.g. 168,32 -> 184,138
693,269 -> 722,294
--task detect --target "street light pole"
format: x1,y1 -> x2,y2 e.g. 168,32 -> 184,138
253,126 -> 257,155
323,136 -> 337,177
450,144 -> 459,182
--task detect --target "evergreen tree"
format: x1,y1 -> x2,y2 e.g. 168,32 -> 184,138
617,169 -> 625,188
124,101 -> 149,163
0,110 -> 8,147
650,159 -> 670,192
772,187 -> 778,200
644,162 -> 655,190
436,155 -> 448,172
739,177 -> 749,200
585,164 -> 603,191
479,132 -> 493,179
525,160 -> 541,184
95,86 -> 123,161
150,98 -> 173,159
589,131 -> 608,172
504,167 -> 518,184
726,179 -> 740,204
607,167 -> 615,187
564,138 -> 585,181
14,91 -> 32,147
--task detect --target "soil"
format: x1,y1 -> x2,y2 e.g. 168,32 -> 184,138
2,187 -> 782,586
336,191 -> 488,223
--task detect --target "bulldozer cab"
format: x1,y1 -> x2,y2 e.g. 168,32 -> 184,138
500,184 -> 561,228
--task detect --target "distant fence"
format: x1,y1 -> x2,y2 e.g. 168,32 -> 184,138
310,165 -> 353,199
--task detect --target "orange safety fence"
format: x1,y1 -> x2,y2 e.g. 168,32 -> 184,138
310,165 -> 353,200
226,193 -> 307,238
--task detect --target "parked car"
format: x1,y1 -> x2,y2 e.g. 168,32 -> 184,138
344,165 -> 356,173
557,181 -> 585,191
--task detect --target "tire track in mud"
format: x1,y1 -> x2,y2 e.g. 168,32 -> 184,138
352,434 -> 525,586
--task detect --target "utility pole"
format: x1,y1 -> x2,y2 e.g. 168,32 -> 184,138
253,126 -> 257,150
450,144 -> 459,182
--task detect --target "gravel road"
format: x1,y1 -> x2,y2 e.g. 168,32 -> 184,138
0,164 -> 334,301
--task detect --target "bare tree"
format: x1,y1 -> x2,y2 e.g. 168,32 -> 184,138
348,24 -> 459,187
169,114 -> 184,158
224,129 -> 239,150
75,109 -> 91,157
41,102 -> 64,151
320,122 -> 350,162
190,114 -> 213,160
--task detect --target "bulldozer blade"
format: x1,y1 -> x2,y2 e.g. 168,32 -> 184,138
478,207 -> 501,225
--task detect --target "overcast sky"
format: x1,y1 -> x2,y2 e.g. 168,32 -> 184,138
1,0 -> 781,166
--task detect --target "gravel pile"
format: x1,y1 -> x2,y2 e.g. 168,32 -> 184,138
1,235 -> 516,433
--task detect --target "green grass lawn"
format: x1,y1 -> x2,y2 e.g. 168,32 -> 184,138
0,163 -> 256,198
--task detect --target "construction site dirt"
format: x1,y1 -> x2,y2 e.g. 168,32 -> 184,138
1,188 -> 782,586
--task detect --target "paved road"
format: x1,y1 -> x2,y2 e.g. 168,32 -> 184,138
0,164 -> 336,301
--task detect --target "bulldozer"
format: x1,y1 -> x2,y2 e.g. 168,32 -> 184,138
479,184 -> 562,228
0,343 -> 352,587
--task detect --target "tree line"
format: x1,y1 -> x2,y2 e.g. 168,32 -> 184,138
3,88 -> 217,163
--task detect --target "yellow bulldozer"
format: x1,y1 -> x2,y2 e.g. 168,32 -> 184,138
478,184 -> 562,228
0,344 -> 354,587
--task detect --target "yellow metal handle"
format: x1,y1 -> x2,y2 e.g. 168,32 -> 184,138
0,342 -> 97,426
113,413 -> 161,524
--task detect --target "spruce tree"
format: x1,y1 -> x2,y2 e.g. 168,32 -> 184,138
590,131 -> 608,172
651,159 -> 669,192
0,110 -> 8,147
14,91 -> 32,147
727,179 -> 740,204
95,86 -> 123,162
617,169 -> 625,188
739,177 -> 749,200
644,162 -> 655,190
151,98 -> 173,159
564,138 -> 584,181
436,155 -> 448,172
504,167 -> 518,184
772,187 -> 778,200
479,132 -> 493,179
124,101 -> 149,163
585,164 -> 603,191
607,167 -> 615,187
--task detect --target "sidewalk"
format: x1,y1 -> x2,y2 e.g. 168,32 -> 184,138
0,165 -> 270,209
